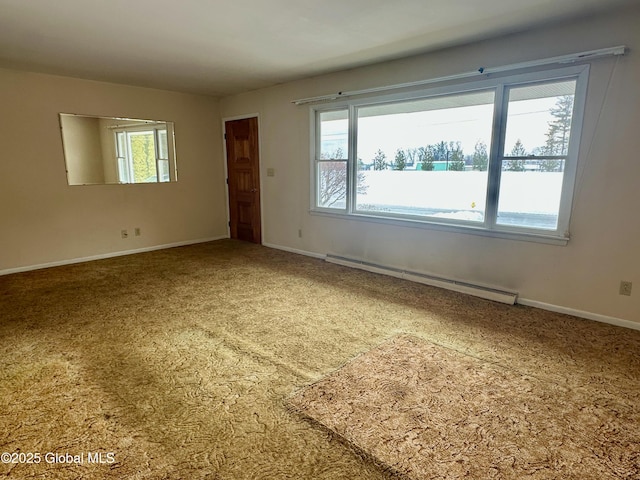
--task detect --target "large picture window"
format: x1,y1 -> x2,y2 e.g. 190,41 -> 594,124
312,66 -> 588,242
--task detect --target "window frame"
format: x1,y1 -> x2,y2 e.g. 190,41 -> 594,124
314,110 -> 350,209
114,124 -> 170,184
310,65 -> 590,245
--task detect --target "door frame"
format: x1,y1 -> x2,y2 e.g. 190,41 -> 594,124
222,113 -> 263,243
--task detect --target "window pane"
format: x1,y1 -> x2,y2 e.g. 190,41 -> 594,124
317,110 -> 348,209
116,131 -> 126,156
355,90 -> 494,222
318,161 -> 347,209
116,132 -> 129,183
498,80 -> 577,230
319,110 -> 348,160
117,157 -> 129,183
158,129 -> 168,159
496,173 -> 563,230
158,159 -> 170,182
504,80 -> 576,158
128,131 -> 158,183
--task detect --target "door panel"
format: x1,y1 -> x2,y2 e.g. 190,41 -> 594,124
225,117 -> 261,244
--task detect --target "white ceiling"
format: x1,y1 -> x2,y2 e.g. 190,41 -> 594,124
0,0 -> 635,97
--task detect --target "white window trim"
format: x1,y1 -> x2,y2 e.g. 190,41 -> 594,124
310,65 -> 590,245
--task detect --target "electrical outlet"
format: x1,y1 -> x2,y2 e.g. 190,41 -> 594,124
619,281 -> 632,296
298,229 -> 302,238
121,229 -> 128,239
134,227 -> 141,236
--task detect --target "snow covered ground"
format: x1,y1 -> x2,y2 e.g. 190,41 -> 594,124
354,171 -> 563,229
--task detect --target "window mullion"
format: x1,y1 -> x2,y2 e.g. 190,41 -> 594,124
347,105 -> 358,214
312,110 -> 321,209
485,85 -> 507,229
126,132 -> 135,182
153,129 -> 160,183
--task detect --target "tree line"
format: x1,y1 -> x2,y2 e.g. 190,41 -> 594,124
369,141 -> 467,171
360,94 -> 574,173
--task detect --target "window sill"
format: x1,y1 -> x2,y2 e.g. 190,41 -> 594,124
310,209 -> 569,246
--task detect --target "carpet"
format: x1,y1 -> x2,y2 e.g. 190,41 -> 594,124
2,240 -> 640,479
288,335 -> 639,479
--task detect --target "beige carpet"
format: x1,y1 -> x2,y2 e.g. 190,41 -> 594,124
288,335 -> 639,479
1,239 -> 639,479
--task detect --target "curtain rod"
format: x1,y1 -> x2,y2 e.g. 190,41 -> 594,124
292,45 -> 626,105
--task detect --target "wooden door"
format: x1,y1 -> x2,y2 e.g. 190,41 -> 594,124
225,117 -> 261,244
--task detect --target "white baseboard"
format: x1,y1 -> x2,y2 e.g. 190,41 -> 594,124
262,242 -> 326,259
517,298 -> 640,331
0,236 -> 228,276
263,242 -> 639,330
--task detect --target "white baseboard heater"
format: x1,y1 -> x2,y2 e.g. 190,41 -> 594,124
325,254 -> 518,305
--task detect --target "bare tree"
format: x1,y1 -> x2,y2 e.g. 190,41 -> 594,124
318,148 -> 367,208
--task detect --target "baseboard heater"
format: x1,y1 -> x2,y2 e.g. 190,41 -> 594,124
325,254 -> 518,305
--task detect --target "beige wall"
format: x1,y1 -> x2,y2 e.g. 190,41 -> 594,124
0,69 -> 227,270
220,6 -> 640,324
